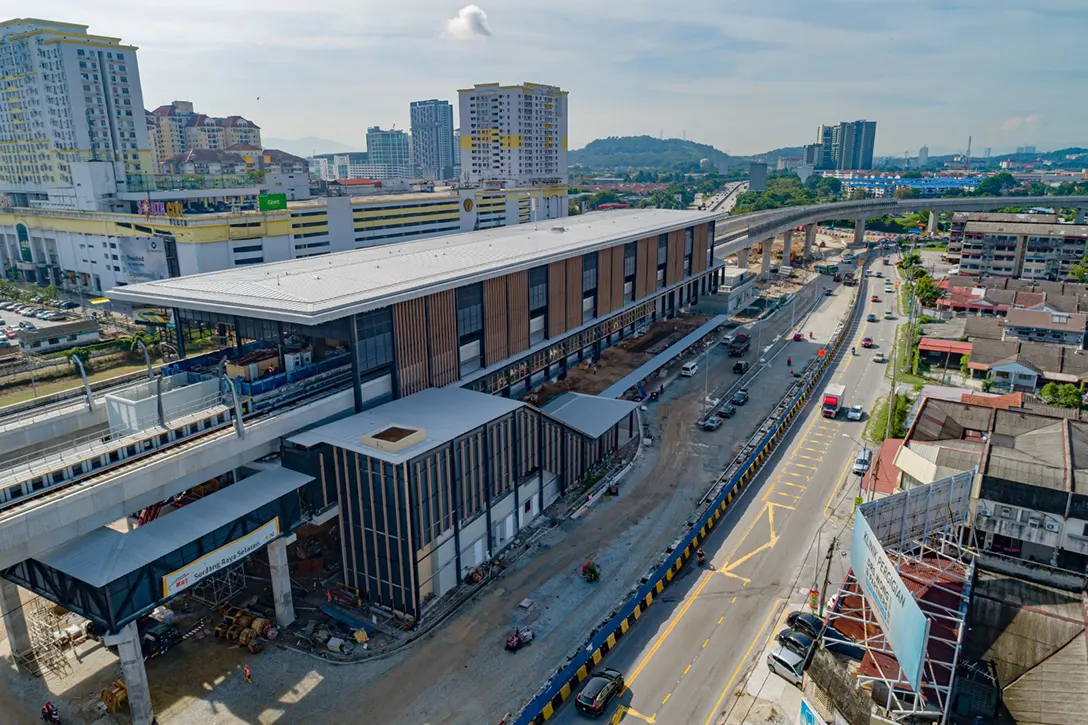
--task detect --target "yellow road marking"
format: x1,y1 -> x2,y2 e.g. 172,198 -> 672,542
731,597 -> 737,604
784,471 -> 809,479
717,568 -> 751,585
802,446 -> 826,454
702,599 -> 787,725
662,693 -> 671,706
823,446 -> 857,521
790,463 -> 817,470
720,614 -> 726,622
684,664 -> 692,675
797,454 -> 822,462
613,705 -> 657,724
702,638 -> 709,648
778,480 -> 806,490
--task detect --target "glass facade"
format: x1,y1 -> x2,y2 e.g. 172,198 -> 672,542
356,307 -> 394,374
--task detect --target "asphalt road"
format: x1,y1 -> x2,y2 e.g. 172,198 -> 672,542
548,262 -> 898,725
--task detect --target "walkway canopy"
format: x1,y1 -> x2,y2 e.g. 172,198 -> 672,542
1,466 -> 312,633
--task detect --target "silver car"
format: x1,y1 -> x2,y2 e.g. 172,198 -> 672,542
846,405 -> 864,421
767,645 -> 805,687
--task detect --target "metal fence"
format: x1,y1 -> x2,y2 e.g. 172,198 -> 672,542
509,270 -> 864,724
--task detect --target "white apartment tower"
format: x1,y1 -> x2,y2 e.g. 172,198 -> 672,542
0,18 -> 153,205
458,82 -> 568,187
410,99 -> 454,181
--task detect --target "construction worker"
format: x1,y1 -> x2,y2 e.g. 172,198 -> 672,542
243,664 -> 252,684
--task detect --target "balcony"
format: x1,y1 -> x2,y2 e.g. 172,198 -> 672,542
1064,533 -> 1088,556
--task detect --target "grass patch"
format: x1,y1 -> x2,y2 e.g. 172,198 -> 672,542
0,363 -> 151,407
864,397 -> 891,443
864,392 -> 910,444
888,324 -> 926,387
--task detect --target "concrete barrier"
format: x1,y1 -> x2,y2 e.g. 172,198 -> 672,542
508,264 -> 866,725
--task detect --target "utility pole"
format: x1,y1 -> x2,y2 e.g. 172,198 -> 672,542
818,536 -> 838,618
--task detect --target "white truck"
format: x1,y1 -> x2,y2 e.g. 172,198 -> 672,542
822,383 -> 846,418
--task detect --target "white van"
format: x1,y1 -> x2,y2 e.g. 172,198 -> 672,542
680,362 -> 699,377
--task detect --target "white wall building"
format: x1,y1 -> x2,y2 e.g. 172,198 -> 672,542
458,82 -> 568,188
410,99 -> 455,181
0,18 -> 154,207
0,186 -> 568,293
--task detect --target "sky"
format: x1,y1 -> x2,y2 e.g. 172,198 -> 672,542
18,0 -> 1088,156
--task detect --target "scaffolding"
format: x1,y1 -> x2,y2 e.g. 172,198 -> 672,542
13,597 -> 73,679
190,561 -> 246,608
822,471 -> 977,725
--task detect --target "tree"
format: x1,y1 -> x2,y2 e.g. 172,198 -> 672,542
894,187 -> 915,200
960,354 -> 971,380
1040,382 -> 1085,409
974,172 -> 1018,197
914,275 -> 941,307
981,376 -> 994,393
815,176 -> 842,197
901,251 -> 922,268
1070,253 -> 1088,283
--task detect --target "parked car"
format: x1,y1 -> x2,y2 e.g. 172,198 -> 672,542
852,449 -> 873,475
732,388 -> 749,405
846,405 -> 864,421
767,646 -> 806,687
733,361 -> 750,374
776,628 -> 815,657
866,313 -> 877,322
717,404 -> 737,419
786,611 -> 825,639
59,301 -> 80,309
701,417 -> 723,431
575,669 -> 624,717
861,337 -> 873,348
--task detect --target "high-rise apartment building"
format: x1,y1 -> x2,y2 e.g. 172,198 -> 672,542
458,82 -> 568,187
813,120 -> 877,171
146,101 -> 261,170
918,145 -> 929,167
409,99 -> 455,181
0,18 -> 154,203
452,127 -> 462,177
365,126 -> 413,178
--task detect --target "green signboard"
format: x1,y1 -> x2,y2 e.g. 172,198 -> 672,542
258,193 -> 288,212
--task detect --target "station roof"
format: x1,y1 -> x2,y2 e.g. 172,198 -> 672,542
542,392 -> 640,439
288,386 -> 526,463
34,466 -> 313,588
105,209 -> 717,325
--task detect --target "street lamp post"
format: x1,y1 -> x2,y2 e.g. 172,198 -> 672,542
842,433 -> 869,498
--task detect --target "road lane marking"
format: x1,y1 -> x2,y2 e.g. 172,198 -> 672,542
701,598 -> 787,725
823,446 -> 858,521
784,471 -> 809,479
702,638 -> 709,648
730,598 -> 736,604
789,463 -> 817,470
717,568 -> 751,585
778,480 -> 806,490
684,664 -> 692,675
612,705 -> 657,724
797,454 -> 822,462
662,693 -> 671,706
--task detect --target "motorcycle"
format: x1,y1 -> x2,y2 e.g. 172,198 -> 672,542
582,562 -> 601,583
697,549 -> 707,566
505,627 -> 535,652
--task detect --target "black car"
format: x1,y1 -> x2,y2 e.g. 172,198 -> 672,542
717,404 -> 737,419
59,301 -> 80,309
575,668 -> 624,717
775,627 -> 815,657
786,611 -> 825,639
732,388 -> 749,405
733,360 -> 750,374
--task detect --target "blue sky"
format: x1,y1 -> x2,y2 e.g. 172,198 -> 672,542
23,0 -> 1088,155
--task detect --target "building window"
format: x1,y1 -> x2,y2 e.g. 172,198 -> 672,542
528,265 -> 548,312
582,252 -> 598,292
624,242 -> 636,278
356,307 -> 393,373
657,235 -> 668,266
457,283 -> 483,337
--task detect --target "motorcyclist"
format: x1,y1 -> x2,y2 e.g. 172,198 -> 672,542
41,702 -> 59,723
851,346 -> 856,355
697,548 -> 706,565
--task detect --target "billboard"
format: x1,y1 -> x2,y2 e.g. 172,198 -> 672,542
119,236 -> 170,283
799,698 -> 828,725
133,307 -> 174,327
851,508 -> 930,692
162,519 -> 280,597
258,193 -> 288,212
858,469 -> 973,547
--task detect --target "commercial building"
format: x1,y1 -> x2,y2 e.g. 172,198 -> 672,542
0,185 -> 567,292
159,147 -> 310,201
458,82 -> 568,188
104,209 -> 724,617
748,162 -> 767,192
410,99 -> 455,181
0,18 -> 154,207
813,120 -> 877,171
365,126 -> 413,179
947,211 -> 1058,262
837,175 -> 982,199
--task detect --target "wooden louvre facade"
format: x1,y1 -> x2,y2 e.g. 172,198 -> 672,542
375,218 -> 720,405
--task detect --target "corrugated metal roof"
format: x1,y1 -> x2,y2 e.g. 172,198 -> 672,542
106,209 -> 718,324
34,466 -> 312,587
287,386 -> 525,463
542,392 -> 640,439
918,337 -> 972,355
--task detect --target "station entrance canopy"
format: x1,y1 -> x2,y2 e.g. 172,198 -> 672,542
1,467 -> 313,633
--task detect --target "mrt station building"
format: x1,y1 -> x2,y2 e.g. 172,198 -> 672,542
109,209 -> 726,619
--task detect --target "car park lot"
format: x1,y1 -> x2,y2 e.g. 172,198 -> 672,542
0,301 -> 78,331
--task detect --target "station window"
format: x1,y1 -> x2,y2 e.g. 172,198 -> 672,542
356,307 -> 394,374
528,265 -> 548,312
457,283 -> 483,337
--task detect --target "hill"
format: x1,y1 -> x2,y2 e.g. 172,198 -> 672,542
748,146 -> 806,163
263,136 -> 355,157
569,136 -> 735,171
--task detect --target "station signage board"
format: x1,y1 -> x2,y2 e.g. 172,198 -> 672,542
162,519 -> 280,597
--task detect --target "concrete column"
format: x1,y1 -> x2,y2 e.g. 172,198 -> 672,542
782,229 -> 794,267
268,535 -> 296,628
104,621 -> 154,725
760,238 -> 774,279
736,248 -> 749,267
803,223 -> 816,262
927,210 -> 939,234
1077,208 -> 1085,225
0,579 -> 30,656
853,219 -> 865,245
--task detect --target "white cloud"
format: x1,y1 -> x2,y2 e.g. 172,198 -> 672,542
444,5 -> 492,40
1001,116 -> 1024,133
